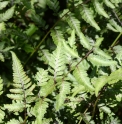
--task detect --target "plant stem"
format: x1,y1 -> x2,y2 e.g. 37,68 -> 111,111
109,32 -> 122,50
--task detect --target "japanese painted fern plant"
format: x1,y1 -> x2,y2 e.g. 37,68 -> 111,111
0,0 -> 122,124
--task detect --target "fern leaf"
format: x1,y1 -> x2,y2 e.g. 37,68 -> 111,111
0,6 -> 15,22
25,24 -> 38,36
92,76 -> 108,96
0,22 -> 5,32
38,46 -> 51,64
98,104 -> 111,114
80,5 -> 100,30
6,119 -> 20,124
49,42 -> 66,79
73,68 -> 94,91
0,77 -> 5,122
93,0 -> 109,18
11,51 -> 34,92
109,19 -> 122,32
68,29 -> 76,48
104,0 -> 115,9
46,0 -> 60,13
7,94 -> 23,100
33,99 -> 49,124
35,69 -> 49,86
4,103 -> 25,112
108,68 -> 122,84
107,23 -> 118,32
0,77 -> 3,95
94,48 -> 112,59
40,79 -> 55,97
51,26 -> 64,45
55,81 -> 70,111
0,53 -> 4,62
81,113 -> 95,124
88,54 -> 117,66
63,40 -> 79,58
66,13 -> 91,49
95,37 -> 104,47
42,118 -> 52,124
0,1 -> 9,10
113,45 -> 122,66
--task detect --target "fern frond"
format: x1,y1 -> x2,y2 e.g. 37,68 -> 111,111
107,23 -> 118,32
73,67 -> 94,91
0,1 -> 9,10
0,6 -> 15,22
46,0 -> 60,13
95,37 -> 104,47
63,40 -> 79,58
38,45 -> 51,64
0,53 -> 4,62
104,0 -> 115,9
51,26 -> 65,45
4,102 -> 25,112
93,0 -> 109,18
32,99 -> 49,124
94,48 -> 112,59
113,45 -> 122,66
92,76 -> 108,96
35,68 -> 49,86
88,54 -> 117,66
49,42 -> 66,79
80,5 -> 100,30
68,29 -> 76,48
40,79 -> 55,97
6,119 -> 20,124
0,22 -> 5,32
5,52 -> 35,113
81,112 -> 95,124
0,77 -> 5,123
108,68 -> 122,84
25,24 -> 38,36
66,13 -> 91,49
109,19 -> 122,32
98,103 -> 111,114
55,81 -> 70,111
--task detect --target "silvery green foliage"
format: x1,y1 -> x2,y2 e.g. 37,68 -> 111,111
0,0 -> 122,123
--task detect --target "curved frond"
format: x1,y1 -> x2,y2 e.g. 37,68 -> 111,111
6,119 -> 20,124
0,1 -> 9,10
93,0 -> 109,18
73,68 -> 94,91
92,76 -> 108,96
109,19 -> 122,32
55,81 -> 70,111
35,68 -> 49,86
66,13 -> 91,49
51,26 -> 65,45
108,68 -> 122,84
80,5 -> 100,30
49,42 -> 66,79
0,77 -> 5,123
88,54 -> 117,66
46,0 -> 60,13
104,0 -> 115,9
5,52 -> 35,113
94,48 -> 112,59
0,6 -> 15,22
98,104 -> 111,114
32,99 -> 49,124
40,79 -> 55,97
